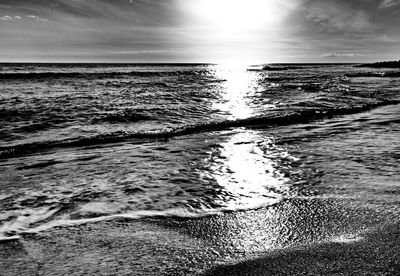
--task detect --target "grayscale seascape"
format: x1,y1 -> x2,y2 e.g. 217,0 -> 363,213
1,0 -> 400,275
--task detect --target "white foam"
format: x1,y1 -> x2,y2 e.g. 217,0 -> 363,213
4,200 -> 283,236
23,208 -> 216,234
0,206 -> 59,241
0,235 -> 21,242
330,234 -> 363,243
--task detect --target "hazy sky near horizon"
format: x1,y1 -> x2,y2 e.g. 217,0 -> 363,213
0,0 -> 399,63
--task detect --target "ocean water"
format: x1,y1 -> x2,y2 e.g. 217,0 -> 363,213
0,63 -> 399,240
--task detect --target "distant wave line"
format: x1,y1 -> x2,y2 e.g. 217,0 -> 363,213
0,70 -> 212,80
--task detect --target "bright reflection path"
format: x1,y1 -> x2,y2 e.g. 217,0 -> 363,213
206,130 -> 293,210
212,64 -> 260,119
206,64 -> 293,210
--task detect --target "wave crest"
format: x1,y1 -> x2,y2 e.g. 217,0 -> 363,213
1,100 -> 399,159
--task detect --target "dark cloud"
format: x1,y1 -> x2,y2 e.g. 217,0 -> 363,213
284,0 -> 400,61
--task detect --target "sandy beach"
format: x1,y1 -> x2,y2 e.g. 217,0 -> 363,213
1,196 -> 399,275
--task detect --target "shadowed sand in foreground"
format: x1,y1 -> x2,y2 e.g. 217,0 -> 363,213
205,223 -> 400,275
1,197 -> 399,275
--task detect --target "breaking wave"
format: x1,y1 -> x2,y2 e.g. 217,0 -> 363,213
1,99 -> 399,159
346,71 -> 400,78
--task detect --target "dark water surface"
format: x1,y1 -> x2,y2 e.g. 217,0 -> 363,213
0,63 -> 399,240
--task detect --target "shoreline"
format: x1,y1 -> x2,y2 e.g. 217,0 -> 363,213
1,197 -> 398,275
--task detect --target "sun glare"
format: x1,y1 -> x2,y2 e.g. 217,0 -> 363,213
182,0 -> 292,31
192,0 -> 270,30
179,0 -> 296,64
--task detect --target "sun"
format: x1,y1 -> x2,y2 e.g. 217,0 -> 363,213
182,0 -> 291,32
189,0 -> 276,31
178,0 -> 296,64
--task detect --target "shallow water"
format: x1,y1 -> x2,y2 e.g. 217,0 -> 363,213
0,63 -> 399,239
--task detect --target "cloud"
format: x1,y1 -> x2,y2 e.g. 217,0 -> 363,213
303,1 -> 376,34
0,0 -> 178,26
109,50 -> 170,55
0,14 -> 48,21
26,15 -> 49,21
0,0 -> 184,62
379,0 -> 399,9
282,0 -> 400,62
0,0 -> 399,62
322,53 -> 364,58
0,15 -> 21,21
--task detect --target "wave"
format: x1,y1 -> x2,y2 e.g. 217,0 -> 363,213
247,63 -> 340,72
0,198 -> 281,241
0,70 -> 211,80
1,100 -> 399,160
356,60 -> 400,69
91,111 -> 155,123
346,71 -> 400,78
248,66 -> 305,72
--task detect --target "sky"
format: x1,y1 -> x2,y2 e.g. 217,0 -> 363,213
0,0 -> 399,63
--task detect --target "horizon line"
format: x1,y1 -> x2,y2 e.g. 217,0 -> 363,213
0,62 -> 366,65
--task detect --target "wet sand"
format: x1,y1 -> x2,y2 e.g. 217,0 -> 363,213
206,222 -> 400,275
1,197 -> 399,275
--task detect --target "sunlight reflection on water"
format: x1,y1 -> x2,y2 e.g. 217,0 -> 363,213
206,65 -> 293,209
212,64 -> 260,119
205,129 -> 292,210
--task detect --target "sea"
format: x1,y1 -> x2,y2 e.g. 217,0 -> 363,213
0,63 -> 399,240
